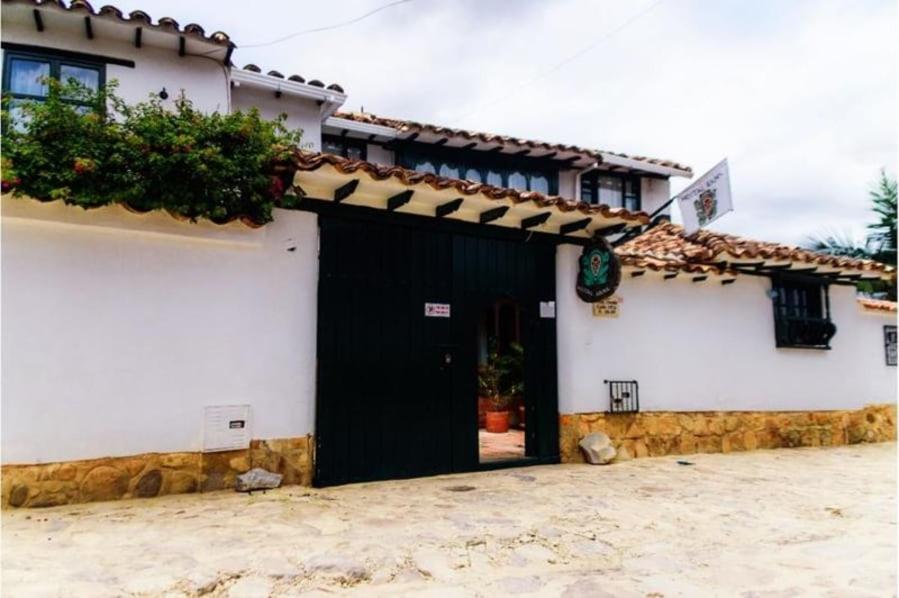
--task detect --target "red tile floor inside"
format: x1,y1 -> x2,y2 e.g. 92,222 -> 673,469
478,428 -> 525,462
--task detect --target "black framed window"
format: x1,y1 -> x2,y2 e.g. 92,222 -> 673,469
885,325 -> 897,366
771,277 -> 836,349
2,48 -> 104,126
322,135 -> 367,161
580,172 -> 640,211
398,144 -> 559,194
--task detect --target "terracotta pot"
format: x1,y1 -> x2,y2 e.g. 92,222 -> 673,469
485,410 -> 510,434
478,396 -> 491,427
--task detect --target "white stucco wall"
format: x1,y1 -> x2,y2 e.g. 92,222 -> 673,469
1,28 -> 229,113
556,244 -> 897,414
366,144 -> 395,166
640,178 -> 671,215
559,170 -> 578,199
1,199 -> 320,464
231,88 -> 322,150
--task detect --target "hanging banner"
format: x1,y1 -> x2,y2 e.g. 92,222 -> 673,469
576,236 -> 621,303
676,158 -> 733,235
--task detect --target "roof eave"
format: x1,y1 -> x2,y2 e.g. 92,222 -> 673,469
598,152 -> 693,178
231,69 -> 347,118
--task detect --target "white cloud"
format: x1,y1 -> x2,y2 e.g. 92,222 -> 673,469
119,0 -> 897,245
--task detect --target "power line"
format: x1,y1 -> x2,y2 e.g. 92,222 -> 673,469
240,0 -> 416,49
450,0 -> 667,124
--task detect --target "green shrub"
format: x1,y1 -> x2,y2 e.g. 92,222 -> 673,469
2,80 -> 301,225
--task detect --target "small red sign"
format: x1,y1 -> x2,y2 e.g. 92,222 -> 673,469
424,303 -> 451,318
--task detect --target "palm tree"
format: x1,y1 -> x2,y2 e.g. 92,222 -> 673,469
807,170 -> 897,299
867,171 -> 897,267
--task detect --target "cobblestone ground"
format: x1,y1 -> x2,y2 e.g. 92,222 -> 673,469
2,443 -> 895,597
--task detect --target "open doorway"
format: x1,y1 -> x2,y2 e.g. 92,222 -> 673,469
477,299 -> 526,463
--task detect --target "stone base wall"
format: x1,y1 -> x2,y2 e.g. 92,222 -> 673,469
1,436 -> 313,509
560,404 -> 896,464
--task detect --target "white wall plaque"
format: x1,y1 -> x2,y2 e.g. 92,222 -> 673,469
425,303 -> 451,318
540,301 -> 556,319
203,404 -> 251,452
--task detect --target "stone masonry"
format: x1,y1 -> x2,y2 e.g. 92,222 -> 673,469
1,436 -> 312,509
560,404 -> 896,464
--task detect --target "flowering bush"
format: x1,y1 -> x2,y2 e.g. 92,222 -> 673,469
1,80 -> 301,225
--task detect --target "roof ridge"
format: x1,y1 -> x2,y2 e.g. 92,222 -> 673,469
332,111 -> 692,174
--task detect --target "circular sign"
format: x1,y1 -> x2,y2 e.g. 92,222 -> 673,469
576,236 -> 621,303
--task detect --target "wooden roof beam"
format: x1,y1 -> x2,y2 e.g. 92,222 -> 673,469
333,179 -> 359,203
480,206 -> 509,224
436,197 -> 463,218
386,190 -> 413,211
521,212 -> 551,230
559,218 -> 591,235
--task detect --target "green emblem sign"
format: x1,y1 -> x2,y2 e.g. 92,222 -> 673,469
576,237 -> 621,302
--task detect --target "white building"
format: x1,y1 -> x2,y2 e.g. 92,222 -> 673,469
1,0 -> 895,508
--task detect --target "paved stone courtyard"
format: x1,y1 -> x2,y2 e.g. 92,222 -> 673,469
2,443 -> 895,597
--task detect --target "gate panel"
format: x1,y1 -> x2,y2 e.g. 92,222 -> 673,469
315,210 -> 559,487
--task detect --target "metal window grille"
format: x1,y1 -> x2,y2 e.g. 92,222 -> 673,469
605,380 -> 639,414
885,325 -> 897,367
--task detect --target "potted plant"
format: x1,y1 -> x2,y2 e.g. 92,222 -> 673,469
477,365 -> 492,428
480,340 -> 524,434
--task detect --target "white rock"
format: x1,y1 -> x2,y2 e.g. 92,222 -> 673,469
234,468 -> 282,492
579,433 -> 617,464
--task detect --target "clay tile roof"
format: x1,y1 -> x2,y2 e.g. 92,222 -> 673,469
617,222 -> 895,278
858,298 -> 898,313
3,0 -> 233,46
333,111 -> 692,174
291,150 -> 650,226
237,66 -> 344,94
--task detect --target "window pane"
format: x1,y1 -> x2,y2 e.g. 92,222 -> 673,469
508,171 -> 527,190
60,64 -> 100,94
323,139 -> 343,155
465,168 -> 482,183
6,98 -> 33,131
417,160 -> 436,175
346,145 -> 364,161
530,174 -> 549,194
8,58 -> 49,96
581,178 -> 594,203
439,163 -> 459,178
486,170 -> 503,186
597,175 -> 624,208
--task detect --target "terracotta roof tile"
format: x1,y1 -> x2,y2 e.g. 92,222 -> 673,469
291,151 -> 650,226
240,65 -> 344,94
333,111 -> 692,174
618,223 -> 895,278
858,298 -> 898,313
4,0 -> 233,46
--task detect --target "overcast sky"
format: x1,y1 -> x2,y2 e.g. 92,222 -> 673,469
120,0 -> 896,245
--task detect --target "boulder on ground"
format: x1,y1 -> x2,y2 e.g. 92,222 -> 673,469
235,468 -> 282,492
579,433 -> 617,465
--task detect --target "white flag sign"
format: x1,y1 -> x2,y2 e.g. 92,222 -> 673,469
676,158 -> 733,235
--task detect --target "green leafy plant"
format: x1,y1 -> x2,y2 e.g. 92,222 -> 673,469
2,79 -> 301,225
478,338 -> 524,412
807,170 -> 897,299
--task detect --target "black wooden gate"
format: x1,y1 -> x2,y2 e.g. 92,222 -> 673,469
315,211 -> 558,486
